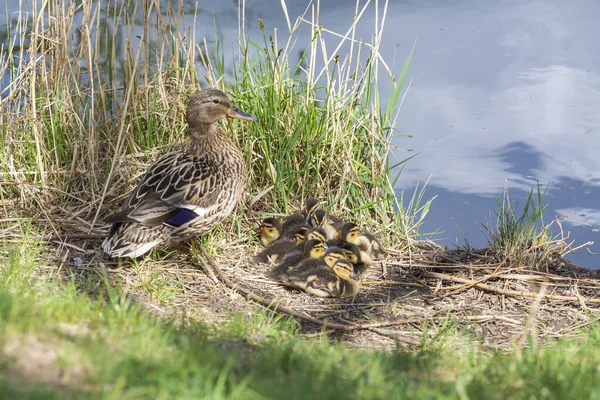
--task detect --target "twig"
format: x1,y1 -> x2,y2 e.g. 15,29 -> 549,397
423,271 -> 600,304
198,245 -> 356,331
5,233 -> 104,242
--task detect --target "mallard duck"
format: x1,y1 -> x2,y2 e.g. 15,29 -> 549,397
281,197 -> 319,233
303,197 -> 321,223
306,226 -> 327,243
254,237 -> 297,264
311,209 -> 345,240
102,89 -> 257,258
281,214 -> 308,234
256,217 -> 282,246
255,223 -> 313,263
327,239 -> 370,278
272,252 -> 360,298
267,239 -> 326,279
340,222 -> 386,260
285,224 -> 310,244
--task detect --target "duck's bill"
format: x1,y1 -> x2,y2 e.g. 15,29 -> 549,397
227,107 -> 257,121
350,271 -> 360,281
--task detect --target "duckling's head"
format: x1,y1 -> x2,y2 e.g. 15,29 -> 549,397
323,246 -> 346,268
291,226 -> 310,244
304,197 -> 320,221
341,242 -> 362,265
312,209 -> 326,227
257,217 -> 281,246
303,239 -> 326,258
332,259 -> 360,281
340,222 -> 361,244
307,227 -> 327,243
186,89 -> 257,127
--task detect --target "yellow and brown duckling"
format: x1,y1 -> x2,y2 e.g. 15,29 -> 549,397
270,246 -> 360,298
281,213 -> 309,234
256,217 -> 282,246
102,88 -> 257,258
307,226 -> 328,243
256,217 -> 310,247
303,197 -> 322,224
311,209 -> 345,240
281,196 -> 320,233
326,239 -> 370,278
267,239 -> 327,278
340,222 -> 386,260
255,223 -> 315,263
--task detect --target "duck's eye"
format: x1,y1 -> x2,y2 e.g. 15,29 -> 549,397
213,99 -> 220,104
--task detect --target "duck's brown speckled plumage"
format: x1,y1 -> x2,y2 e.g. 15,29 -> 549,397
102,89 -> 255,258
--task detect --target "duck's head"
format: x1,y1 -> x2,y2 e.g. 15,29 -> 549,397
307,227 -> 327,243
290,225 -> 310,244
186,88 -> 257,126
323,246 -> 346,268
340,222 -> 361,244
303,239 -> 326,258
341,242 -> 361,265
332,259 -> 360,281
304,197 -> 320,222
256,217 -> 282,246
312,209 -> 327,227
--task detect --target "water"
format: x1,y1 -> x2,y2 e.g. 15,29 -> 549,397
2,0 -> 599,268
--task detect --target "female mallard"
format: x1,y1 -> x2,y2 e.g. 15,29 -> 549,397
102,89 -> 256,258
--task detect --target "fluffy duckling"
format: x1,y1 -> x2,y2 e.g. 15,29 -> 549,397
256,217 -> 282,246
281,214 -> 309,234
254,239 -> 296,264
340,222 -> 386,260
255,223 -> 315,264
311,209 -> 345,240
267,239 -> 326,278
306,226 -> 327,243
326,239 -> 370,278
279,223 -> 310,245
303,197 -> 321,224
273,255 -> 360,298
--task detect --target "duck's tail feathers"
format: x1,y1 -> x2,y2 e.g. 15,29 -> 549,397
102,223 -> 165,258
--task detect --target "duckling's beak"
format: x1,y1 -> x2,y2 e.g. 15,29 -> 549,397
349,271 -> 360,281
227,107 -> 257,121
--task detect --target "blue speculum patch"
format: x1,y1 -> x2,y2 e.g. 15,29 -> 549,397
164,208 -> 199,227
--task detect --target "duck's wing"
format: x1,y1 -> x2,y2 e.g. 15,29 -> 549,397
105,152 -> 221,227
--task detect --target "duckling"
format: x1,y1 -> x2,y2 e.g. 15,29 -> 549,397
281,213 -> 308,234
256,217 -> 282,246
267,239 -> 326,278
311,209 -> 345,240
340,222 -> 386,260
102,88 -> 256,258
254,238 -> 297,264
284,224 -> 310,245
303,197 -> 321,223
255,222 -> 313,263
273,256 -> 360,298
327,239 -> 370,278
306,226 -> 327,243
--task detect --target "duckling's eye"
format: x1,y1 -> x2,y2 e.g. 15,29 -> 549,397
213,99 -> 220,104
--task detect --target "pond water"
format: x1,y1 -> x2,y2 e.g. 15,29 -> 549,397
2,0 -> 599,268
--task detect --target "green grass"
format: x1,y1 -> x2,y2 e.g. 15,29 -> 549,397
480,182 -> 570,269
0,0 -> 428,247
2,241 -> 600,398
